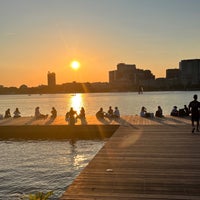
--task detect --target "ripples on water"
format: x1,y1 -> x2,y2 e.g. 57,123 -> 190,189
0,140 -> 104,199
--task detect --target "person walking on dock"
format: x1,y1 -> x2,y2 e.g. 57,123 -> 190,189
188,94 -> 200,133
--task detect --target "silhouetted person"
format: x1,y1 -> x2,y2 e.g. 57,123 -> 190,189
138,86 -> 143,94
140,106 -> 147,117
188,94 -> 200,133
13,108 -> 21,118
4,108 -> 11,118
66,107 -> 77,125
106,106 -> 114,120
184,105 -> 190,116
155,106 -> 163,117
96,107 -> 105,120
77,107 -> 87,124
35,107 -> 48,119
140,106 -> 153,118
113,107 -> 120,119
50,107 -> 57,119
170,106 -> 178,116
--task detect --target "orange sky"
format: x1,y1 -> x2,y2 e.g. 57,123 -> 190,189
1,1 -> 200,87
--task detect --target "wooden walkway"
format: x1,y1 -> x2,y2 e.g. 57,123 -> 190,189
0,115 -> 191,126
60,117 -> 200,200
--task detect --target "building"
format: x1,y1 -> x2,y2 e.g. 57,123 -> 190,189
166,69 -> 179,79
109,63 -> 137,86
179,59 -> 200,86
47,72 -> 56,87
109,63 -> 155,90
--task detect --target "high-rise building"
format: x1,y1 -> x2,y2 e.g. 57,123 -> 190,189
47,72 -> 56,87
109,63 -> 137,85
179,59 -> 200,85
109,63 -> 155,87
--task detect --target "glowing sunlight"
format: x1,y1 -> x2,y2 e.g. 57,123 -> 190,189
70,61 -> 80,70
70,94 -> 83,113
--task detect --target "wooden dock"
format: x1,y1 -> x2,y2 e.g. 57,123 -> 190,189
0,115 -> 191,140
0,116 -> 121,140
59,116 -> 200,200
0,115 -> 191,126
1,115 -> 200,199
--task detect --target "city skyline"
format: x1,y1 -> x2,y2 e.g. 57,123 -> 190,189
1,0 -> 200,87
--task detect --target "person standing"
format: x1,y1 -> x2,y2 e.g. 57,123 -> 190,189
188,94 -> 200,133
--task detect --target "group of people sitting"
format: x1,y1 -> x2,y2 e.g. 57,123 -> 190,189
96,106 -> 120,121
140,106 -> 156,118
140,104 -> 190,118
1,103 -> 191,124
170,105 -> 190,117
65,107 -> 87,125
0,108 -> 22,119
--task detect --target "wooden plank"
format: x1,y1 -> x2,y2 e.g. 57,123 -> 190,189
60,125 -> 200,200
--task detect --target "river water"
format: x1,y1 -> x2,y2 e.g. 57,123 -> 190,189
0,91 -> 198,199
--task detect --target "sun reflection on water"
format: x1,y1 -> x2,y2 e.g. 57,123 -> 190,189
69,94 -> 84,114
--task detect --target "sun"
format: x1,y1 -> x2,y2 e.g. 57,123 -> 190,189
71,61 -> 80,70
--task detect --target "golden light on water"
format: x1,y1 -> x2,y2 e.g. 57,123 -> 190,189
69,94 -> 83,113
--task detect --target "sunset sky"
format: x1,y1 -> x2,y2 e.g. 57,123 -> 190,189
1,0 -> 200,87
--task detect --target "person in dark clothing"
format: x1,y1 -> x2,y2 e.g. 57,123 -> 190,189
170,106 -> 179,116
188,94 -> 200,133
106,106 -> 114,120
155,106 -> 163,117
50,107 -> 57,119
66,107 -> 77,125
77,107 -> 87,124
96,107 -> 105,120
4,108 -> 11,118
184,105 -> 190,116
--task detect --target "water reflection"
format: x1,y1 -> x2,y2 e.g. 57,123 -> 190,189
69,94 -> 84,114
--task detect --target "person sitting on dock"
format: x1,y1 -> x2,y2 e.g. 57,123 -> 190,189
4,108 -> 11,118
66,107 -> 77,125
170,106 -> 179,116
155,106 -> 163,118
77,107 -> 87,125
13,108 -> 21,118
184,105 -> 190,116
105,106 -> 114,120
96,107 -> 106,120
113,106 -> 120,119
140,106 -> 154,118
50,107 -> 57,119
35,107 -> 48,119
140,106 -> 147,117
